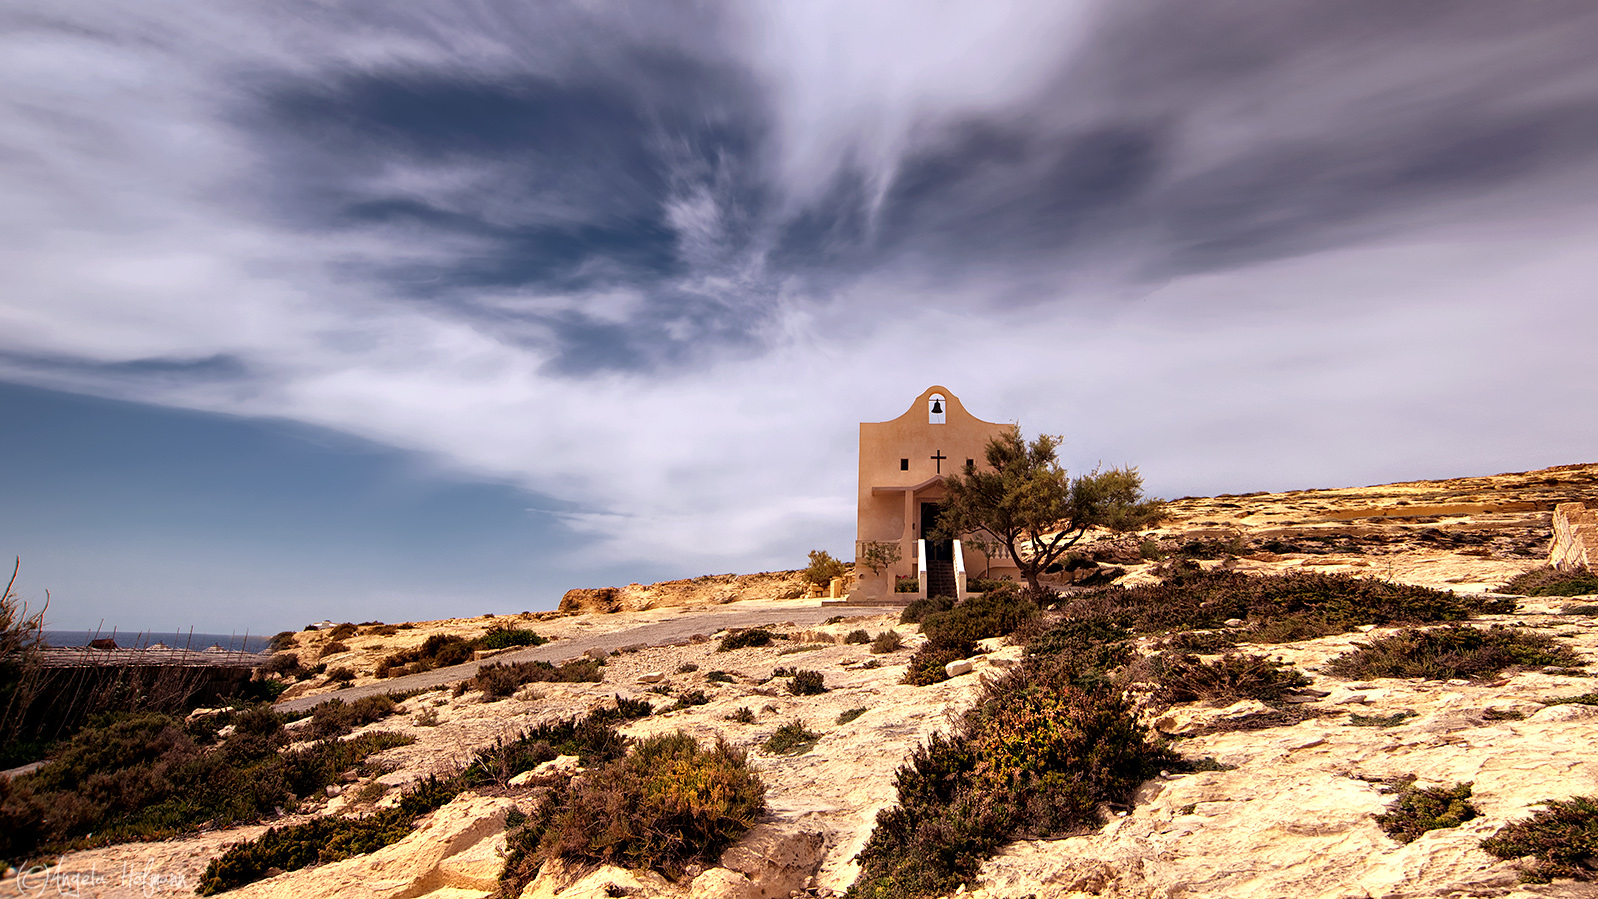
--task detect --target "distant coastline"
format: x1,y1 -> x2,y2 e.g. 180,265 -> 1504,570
43,630 -> 272,653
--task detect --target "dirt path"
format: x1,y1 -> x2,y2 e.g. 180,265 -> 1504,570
274,604 -> 901,713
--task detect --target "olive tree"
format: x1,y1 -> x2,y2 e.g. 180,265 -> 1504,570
936,427 -> 1165,592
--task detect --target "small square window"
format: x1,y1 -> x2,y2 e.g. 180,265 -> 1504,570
900,458 -> 909,471
966,459 -> 974,469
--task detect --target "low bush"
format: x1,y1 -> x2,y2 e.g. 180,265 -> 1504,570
469,659 -> 604,699
900,596 -> 954,625
705,670 -> 735,683
1499,566 -> 1598,598
763,721 -> 821,755
1347,711 -> 1415,727
726,707 -> 756,724
266,632 -> 297,653
318,641 -> 350,659
851,660 -> 1178,899
666,690 -> 710,712
871,630 -> 903,654
376,634 -> 475,676
1376,779 -> 1478,843
901,647 -> 968,687
1481,795 -> 1598,882
0,711 -> 412,868
476,626 -> 547,650
308,694 -> 398,739
325,666 -> 355,683
837,707 -> 867,725
845,629 -> 872,644
1326,625 -> 1584,681
718,628 -> 778,652
788,670 -> 826,695
676,662 -> 699,673
1156,630 -> 1239,654
327,623 -> 359,641
1059,567 -> 1513,642
1024,618 -> 1133,689
262,652 -> 303,678
500,731 -> 764,891
1140,652 -> 1311,705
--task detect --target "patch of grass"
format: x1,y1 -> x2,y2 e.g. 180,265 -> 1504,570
725,707 -> 756,724
788,670 -> 826,695
1562,603 -> 1598,616
778,643 -> 829,655
1482,795 -> 1598,882
705,670 -> 735,683
1024,617 -> 1133,689
763,721 -> 820,755
1347,711 -> 1416,727
1500,566 -> 1598,598
1140,652 -> 1311,706
1326,625 -> 1584,681
837,707 -> 867,725
413,706 -> 441,727
1376,779 -> 1478,843
1548,691 -> 1598,706
499,731 -> 764,892
871,630 -> 903,654
1483,708 -> 1526,721
718,628 -> 778,652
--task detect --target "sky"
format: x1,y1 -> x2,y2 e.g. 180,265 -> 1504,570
3,1 -> 1598,634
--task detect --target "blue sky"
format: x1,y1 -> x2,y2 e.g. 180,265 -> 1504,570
2,2 -> 1597,632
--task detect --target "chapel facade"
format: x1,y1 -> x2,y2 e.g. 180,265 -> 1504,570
849,385 -> 1021,602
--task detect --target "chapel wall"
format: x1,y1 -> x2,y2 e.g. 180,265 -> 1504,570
1551,502 -> 1598,570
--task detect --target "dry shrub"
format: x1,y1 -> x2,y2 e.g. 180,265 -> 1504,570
1326,625 -> 1583,681
470,659 -> 603,700
1140,652 -> 1311,705
788,670 -> 826,695
1482,795 -> 1598,882
871,630 -> 903,654
1500,566 -> 1598,598
717,628 -> 777,652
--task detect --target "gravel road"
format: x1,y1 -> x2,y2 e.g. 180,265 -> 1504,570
274,604 -> 902,713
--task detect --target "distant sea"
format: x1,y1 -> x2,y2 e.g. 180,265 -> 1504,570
43,630 -> 273,653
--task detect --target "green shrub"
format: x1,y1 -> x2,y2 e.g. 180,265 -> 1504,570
844,629 -> 872,644
1024,617 -> 1133,689
1376,779 -> 1478,843
476,626 -> 547,650
788,670 -> 826,695
718,628 -> 777,652
894,576 -> 920,594
1500,566 -> 1598,597
763,721 -> 820,755
804,550 -> 850,587
1346,711 -> 1415,727
902,646 -> 968,686
1482,795 -> 1598,882
501,731 -> 765,890
871,630 -> 903,654
900,595 -> 954,625
1140,652 -> 1311,705
377,634 -> 475,676
922,586 -> 1038,650
851,661 -> 1177,899
1326,625 -> 1583,681
837,707 -> 867,725
307,694 -> 398,739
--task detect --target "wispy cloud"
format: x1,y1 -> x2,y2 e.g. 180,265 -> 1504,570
3,0 -> 1598,582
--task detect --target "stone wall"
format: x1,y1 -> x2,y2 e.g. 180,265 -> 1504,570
1550,501 -> 1597,569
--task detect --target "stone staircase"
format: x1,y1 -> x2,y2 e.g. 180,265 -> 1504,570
926,559 -> 957,599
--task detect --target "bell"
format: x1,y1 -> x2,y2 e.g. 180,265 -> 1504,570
931,399 -> 943,414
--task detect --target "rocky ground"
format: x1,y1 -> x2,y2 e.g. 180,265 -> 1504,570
6,462 -> 1598,899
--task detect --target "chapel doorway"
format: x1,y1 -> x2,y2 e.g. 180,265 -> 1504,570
920,502 -> 953,562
